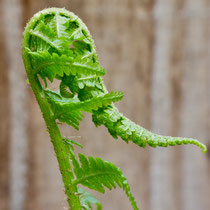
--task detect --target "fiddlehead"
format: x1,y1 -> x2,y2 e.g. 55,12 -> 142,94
24,8 -> 206,152
22,7 -> 206,210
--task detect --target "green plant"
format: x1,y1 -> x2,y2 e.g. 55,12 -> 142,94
22,8 -> 207,210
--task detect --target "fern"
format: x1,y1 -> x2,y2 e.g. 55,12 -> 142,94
22,7 -> 207,210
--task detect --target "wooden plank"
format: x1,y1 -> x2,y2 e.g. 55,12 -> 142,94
0,1 -> 10,209
150,1 -> 175,209
181,1 -> 210,210
168,2 -> 186,209
2,0 -> 28,210
150,1 -> 186,210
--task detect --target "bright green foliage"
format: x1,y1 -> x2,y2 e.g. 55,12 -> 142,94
70,152 -> 138,210
22,7 -> 207,210
28,50 -> 105,82
45,89 -> 123,129
93,106 -> 207,152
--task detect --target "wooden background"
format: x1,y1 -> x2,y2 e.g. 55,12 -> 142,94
0,0 -> 210,210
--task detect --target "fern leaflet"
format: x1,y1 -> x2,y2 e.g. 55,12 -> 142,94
70,152 -> 139,210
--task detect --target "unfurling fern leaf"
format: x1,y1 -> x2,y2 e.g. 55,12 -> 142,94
92,106 -> 207,152
22,7 -> 207,210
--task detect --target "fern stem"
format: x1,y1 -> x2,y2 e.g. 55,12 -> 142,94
22,21 -> 81,210
25,72 -> 81,210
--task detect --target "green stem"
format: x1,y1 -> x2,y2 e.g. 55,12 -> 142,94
22,38 -> 81,210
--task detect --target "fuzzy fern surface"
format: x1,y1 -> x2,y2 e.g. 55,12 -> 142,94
22,7 -> 207,210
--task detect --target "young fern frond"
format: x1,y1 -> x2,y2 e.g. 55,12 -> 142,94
22,7 -> 207,210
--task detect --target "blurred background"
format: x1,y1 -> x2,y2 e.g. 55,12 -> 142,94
0,0 -> 210,210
